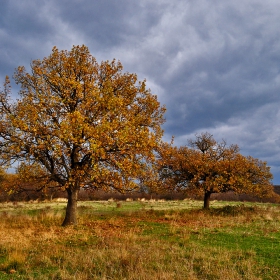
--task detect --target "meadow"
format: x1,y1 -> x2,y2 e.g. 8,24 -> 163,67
0,199 -> 279,279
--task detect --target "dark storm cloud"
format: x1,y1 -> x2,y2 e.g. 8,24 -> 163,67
1,0 -> 280,182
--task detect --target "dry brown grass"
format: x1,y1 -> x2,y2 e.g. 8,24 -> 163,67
0,201 -> 279,279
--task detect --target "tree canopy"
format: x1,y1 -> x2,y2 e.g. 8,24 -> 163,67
0,45 -> 166,225
156,133 -> 274,208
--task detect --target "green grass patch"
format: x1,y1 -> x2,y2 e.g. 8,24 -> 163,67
192,224 -> 280,278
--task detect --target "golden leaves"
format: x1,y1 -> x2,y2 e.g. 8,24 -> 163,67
0,45 -> 165,192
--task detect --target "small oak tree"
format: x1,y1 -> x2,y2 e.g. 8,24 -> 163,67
0,45 -> 165,225
4,162 -> 62,201
0,167 -> 8,201
156,133 -> 274,208
0,168 -> 17,201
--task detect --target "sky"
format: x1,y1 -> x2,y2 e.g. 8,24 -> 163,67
1,0 -> 280,183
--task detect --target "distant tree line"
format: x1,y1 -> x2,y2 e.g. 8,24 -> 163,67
0,159 -> 279,204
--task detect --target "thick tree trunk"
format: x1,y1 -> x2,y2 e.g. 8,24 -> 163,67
62,188 -> 79,226
203,191 -> 212,209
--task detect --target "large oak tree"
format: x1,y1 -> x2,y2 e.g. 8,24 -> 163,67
0,45 -> 165,225
156,133 -> 274,208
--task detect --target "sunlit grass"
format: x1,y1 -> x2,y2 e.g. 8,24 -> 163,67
0,200 -> 279,279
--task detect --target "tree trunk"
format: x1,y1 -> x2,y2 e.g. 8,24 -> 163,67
203,191 -> 212,209
62,188 -> 79,226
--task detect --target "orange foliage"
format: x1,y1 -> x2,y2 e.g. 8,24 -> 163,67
0,163 -> 61,201
156,133 -> 274,208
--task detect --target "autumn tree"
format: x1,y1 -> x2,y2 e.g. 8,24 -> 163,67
0,168 -> 17,201
0,45 -> 165,225
0,167 -> 6,183
0,167 -> 8,201
3,162 -> 62,201
156,133 -> 274,209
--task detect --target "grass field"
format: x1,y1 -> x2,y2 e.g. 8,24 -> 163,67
0,199 -> 279,279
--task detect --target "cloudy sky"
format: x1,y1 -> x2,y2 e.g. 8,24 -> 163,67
1,0 -> 280,183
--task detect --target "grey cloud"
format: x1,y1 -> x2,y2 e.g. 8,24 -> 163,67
1,0 -> 280,182
53,0 -> 165,53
